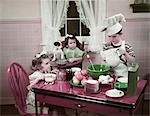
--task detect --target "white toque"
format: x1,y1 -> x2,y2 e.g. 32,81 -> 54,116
100,13 -> 126,36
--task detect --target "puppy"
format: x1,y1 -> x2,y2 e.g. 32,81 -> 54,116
52,41 -> 64,61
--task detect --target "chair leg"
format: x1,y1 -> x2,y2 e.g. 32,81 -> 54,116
48,105 -> 54,116
40,103 -> 44,114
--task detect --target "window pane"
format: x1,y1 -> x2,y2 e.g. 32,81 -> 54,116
81,22 -> 90,36
67,20 -> 79,36
67,1 -> 79,18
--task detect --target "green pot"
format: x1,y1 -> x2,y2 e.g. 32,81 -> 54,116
87,64 -> 110,80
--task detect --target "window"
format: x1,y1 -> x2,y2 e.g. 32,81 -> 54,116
59,1 -> 90,36
130,0 -> 150,13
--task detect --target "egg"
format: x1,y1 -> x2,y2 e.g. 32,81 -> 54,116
81,78 -> 87,85
81,69 -> 88,76
72,76 -> 80,85
74,71 -> 81,76
108,78 -> 114,82
75,72 -> 84,81
88,76 -> 93,80
101,80 -> 109,84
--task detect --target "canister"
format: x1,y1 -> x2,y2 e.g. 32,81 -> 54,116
127,63 -> 139,96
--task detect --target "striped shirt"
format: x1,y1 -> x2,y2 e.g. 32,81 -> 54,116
103,42 -> 135,65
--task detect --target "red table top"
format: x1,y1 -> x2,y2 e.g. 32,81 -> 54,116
32,79 -> 147,109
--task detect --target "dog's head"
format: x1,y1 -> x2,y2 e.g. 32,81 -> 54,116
54,41 -> 62,50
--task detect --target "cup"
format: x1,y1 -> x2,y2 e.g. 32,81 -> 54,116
114,82 -> 128,89
57,69 -> 66,81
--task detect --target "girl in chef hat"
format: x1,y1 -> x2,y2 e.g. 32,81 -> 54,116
100,13 -> 135,78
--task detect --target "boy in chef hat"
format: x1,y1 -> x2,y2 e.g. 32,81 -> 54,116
100,13 -> 135,78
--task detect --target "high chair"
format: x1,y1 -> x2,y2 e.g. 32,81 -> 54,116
7,62 -> 48,116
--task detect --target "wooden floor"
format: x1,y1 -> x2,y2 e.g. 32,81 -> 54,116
0,104 -> 20,116
0,100 -> 149,116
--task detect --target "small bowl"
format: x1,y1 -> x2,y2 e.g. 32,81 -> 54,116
71,67 -> 81,72
44,73 -> 57,83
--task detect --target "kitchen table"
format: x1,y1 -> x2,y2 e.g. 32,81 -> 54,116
32,79 -> 147,116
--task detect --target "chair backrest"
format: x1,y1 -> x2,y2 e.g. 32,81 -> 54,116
8,62 -> 30,115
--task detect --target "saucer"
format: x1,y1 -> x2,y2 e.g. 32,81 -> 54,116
117,77 -> 128,83
105,89 -> 124,98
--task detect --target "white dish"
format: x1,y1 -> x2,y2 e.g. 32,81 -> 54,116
44,73 -> 56,83
105,89 -> 124,98
117,77 -> 128,83
98,75 -> 114,84
71,67 -> 81,72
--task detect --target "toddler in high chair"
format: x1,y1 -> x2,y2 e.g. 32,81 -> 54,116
63,34 -> 84,63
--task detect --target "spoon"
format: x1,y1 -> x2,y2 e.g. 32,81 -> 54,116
86,54 -> 96,71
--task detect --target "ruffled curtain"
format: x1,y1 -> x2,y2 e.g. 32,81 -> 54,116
40,0 -> 69,52
75,0 -> 106,52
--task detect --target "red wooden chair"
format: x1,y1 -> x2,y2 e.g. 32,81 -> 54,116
7,62 -> 48,116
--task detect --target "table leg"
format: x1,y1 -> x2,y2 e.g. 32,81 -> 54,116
129,109 -> 133,116
35,93 -> 38,116
75,109 -> 78,116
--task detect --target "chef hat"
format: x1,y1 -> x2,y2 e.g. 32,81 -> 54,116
107,22 -> 122,36
100,13 -> 126,36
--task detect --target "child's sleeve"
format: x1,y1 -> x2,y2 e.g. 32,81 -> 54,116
76,48 -> 84,57
28,71 -> 44,89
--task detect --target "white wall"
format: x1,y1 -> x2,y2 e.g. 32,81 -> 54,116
106,0 -> 150,18
0,0 -> 41,20
0,0 -> 42,104
1,0 -> 149,20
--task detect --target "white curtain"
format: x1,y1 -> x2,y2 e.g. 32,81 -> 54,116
40,0 -> 69,52
41,0 -> 106,52
75,0 -> 106,52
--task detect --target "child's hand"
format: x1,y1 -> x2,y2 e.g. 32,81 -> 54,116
117,48 -> 126,56
51,69 -> 59,74
68,58 -> 75,63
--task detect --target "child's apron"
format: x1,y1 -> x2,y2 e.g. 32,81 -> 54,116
101,41 -> 128,78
